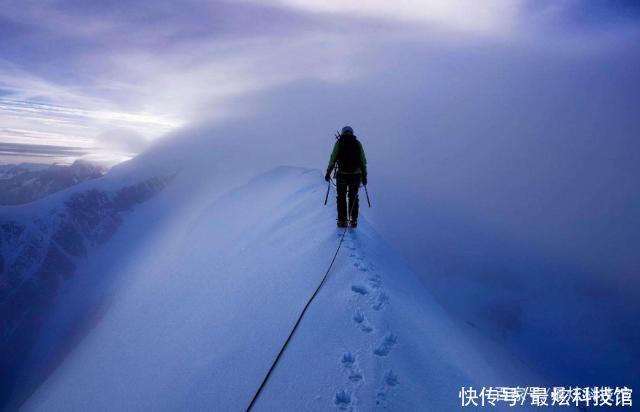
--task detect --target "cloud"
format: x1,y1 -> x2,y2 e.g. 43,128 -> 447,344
244,0 -> 524,35
0,0 -> 367,161
0,0 -> 638,167
96,127 -> 149,152
0,94 -> 178,145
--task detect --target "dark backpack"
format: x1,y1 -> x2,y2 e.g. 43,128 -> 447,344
336,135 -> 362,173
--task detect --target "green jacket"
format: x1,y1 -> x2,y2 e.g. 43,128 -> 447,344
326,137 -> 367,176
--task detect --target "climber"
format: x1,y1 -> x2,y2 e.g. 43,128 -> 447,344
325,126 -> 368,228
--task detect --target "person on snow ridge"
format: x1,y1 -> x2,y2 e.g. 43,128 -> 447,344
325,126 -> 368,228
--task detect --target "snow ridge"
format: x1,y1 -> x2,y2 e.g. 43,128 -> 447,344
247,206 -> 352,411
21,167 -> 544,412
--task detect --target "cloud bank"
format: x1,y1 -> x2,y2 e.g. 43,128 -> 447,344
1,0 -> 636,162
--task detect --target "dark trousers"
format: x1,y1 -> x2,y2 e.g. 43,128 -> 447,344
336,173 -> 361,222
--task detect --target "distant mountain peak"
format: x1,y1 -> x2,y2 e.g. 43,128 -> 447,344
0,161 -> 105,206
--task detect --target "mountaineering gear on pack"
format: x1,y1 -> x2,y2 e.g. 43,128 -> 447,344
325,133 -> 367,177
341,125 -> 354,135
336,173 -> 361,225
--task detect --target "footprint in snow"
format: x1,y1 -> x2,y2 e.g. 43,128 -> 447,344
376,370 -> 400,408
340,352 -> 364,383
341,351 -> 356,365
383,370 -> 399,386
334,389 -> 354,411
367,276 -> 382,290
373,333 -> 398,357
352,309 -> 373,333
351,284 -> 368,295
372,292 -> 389,311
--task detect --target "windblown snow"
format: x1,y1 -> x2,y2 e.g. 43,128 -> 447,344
7,134 -> 555,411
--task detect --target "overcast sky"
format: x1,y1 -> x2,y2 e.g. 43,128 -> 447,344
1,0 -> 638,164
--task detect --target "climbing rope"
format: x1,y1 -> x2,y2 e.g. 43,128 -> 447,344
245,190 -> 357,411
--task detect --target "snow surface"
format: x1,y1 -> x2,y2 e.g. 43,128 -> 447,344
17,160 -> 563,411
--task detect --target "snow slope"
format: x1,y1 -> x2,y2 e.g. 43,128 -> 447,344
17,158 -> 557,411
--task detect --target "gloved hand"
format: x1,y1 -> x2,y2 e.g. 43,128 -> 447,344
362,175 -> 368,186
325,172 -> 331,182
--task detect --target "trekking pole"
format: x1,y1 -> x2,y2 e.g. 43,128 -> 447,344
323,181 -> 331,205
364,185 -> 371,208
324,166 -> 336,206
323,132 -> 339,207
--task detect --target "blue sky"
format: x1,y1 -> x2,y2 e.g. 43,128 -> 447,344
0,0 -> 638,165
